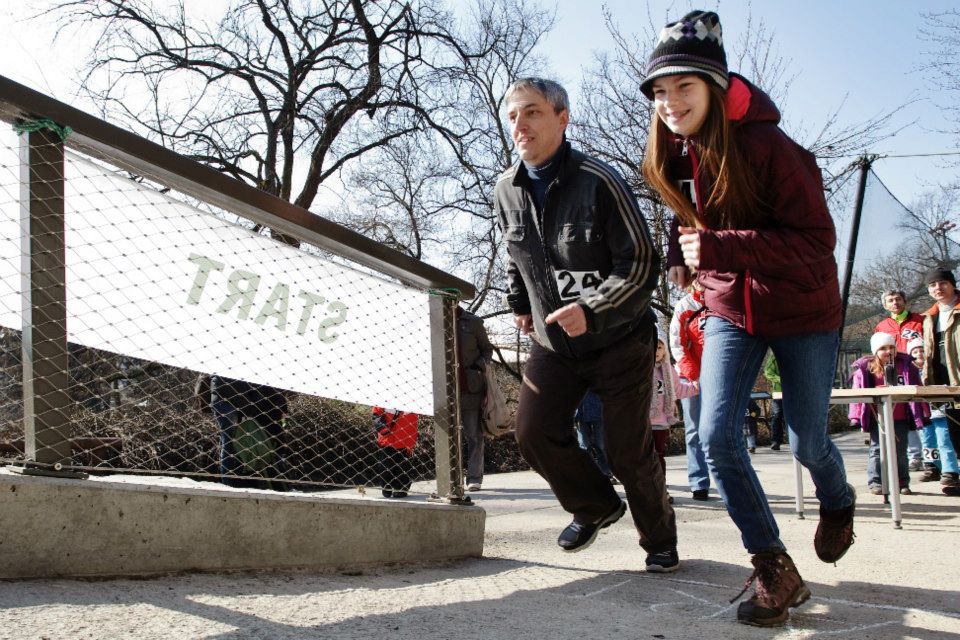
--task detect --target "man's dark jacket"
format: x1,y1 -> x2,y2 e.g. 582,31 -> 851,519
495,141 -> 660,358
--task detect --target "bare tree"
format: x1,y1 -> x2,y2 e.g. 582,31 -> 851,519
920,9 -> 960,172
51,0 -> 455,244
574,5 -> 907,316
337,0 -> 555,313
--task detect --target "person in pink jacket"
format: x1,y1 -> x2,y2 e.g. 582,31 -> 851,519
650,329 -> 699,503
848,333 -> 928,496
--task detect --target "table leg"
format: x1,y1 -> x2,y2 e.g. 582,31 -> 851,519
881,397 -> 902,529
878,409 -> 889,504
794,455 -> 804,519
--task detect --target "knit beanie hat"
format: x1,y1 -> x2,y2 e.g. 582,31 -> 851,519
641,10 -> 729,99
925,267 -> 956,286
870,332 -> 896,355
906,337 -> 924,354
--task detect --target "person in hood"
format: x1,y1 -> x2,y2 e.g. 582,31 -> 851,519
639,10 -> 856,627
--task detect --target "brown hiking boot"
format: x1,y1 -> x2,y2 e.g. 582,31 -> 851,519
734,552 -> 811,626
814,484 -> 856,564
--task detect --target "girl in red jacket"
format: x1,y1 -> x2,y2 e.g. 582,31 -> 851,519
640,10 -> 855,627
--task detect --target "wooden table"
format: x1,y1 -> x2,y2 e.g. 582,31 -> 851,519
777,386 -> 960,529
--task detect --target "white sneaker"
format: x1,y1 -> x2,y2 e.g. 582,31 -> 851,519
466,483 -> 482,492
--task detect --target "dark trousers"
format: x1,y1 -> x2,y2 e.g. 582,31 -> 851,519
515,324 -> 677,554
378,446 -> 413,492
769,399 -> 786,444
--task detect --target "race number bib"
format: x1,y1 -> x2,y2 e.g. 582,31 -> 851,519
678,179 -> 699,209
555,270 -> 603,302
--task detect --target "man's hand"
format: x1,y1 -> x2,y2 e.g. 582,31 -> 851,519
515,314 -> 533,334
545,303 -> 587,337
678,226 -> 701,270
668,265 -> 692,289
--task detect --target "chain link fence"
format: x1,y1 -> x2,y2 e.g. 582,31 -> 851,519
0,78 -> 474,501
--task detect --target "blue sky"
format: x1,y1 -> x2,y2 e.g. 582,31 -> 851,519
540,1 -> 959,210
2,0 -> 956,211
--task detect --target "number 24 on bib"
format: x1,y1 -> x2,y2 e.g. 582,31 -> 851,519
555,270 -> 603,302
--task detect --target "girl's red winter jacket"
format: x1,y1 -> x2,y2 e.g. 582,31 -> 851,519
666,74 -> 841,337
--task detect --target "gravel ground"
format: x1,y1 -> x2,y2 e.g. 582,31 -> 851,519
2,431 -> 958,640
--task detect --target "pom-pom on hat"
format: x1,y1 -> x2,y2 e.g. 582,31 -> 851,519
906,337 -> 924,354
641,10 -> 729,99
870,332 -> 896,355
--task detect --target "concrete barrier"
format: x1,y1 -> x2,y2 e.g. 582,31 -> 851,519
0,469 -> 485,579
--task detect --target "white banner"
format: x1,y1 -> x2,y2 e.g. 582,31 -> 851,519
0,147 -> 435,415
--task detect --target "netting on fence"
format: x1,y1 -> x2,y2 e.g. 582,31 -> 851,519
833,165 -> 960,383
0,116 -> 464,498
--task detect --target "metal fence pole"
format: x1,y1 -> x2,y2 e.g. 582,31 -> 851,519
428,293 -> 467,503
17,127 -> 76,474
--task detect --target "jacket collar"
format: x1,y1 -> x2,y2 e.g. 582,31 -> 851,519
925,298 -> 960,316
511,140 -> 577,188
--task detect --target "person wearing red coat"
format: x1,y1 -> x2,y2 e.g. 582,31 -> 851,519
373,406 -> 418,498
874,289 -> 924,354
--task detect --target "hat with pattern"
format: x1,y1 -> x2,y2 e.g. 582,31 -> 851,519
641,10 -> 729,99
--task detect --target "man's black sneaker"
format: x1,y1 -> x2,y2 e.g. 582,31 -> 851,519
645,548 -> 680,573
557,500 -> 626,553
692,489 -> 709,501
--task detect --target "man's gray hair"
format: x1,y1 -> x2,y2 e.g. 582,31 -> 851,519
505,77 -> 570,114
880,289 -> 906,306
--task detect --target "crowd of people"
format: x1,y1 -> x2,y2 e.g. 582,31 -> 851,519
490,8 -> 956,629
201,8 -> 958,629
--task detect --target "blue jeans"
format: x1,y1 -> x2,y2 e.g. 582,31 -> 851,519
576,419 -> 612,477
920,423 -> 941,470
907,429 -> 922,463
681,391 -> 710,491
930,414 -> 959,474
699,317 -> 853,554
769,399 -> 786,445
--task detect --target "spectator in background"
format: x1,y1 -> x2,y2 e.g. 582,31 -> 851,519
874,289 -> 924,353
210,376 -> 288,491
575,391 -> 613,481
848,333 -> 926,496
650,328 -> 699,503
874,289 -> 925,470
743,399 -> 761,454
373,406 -> 419,498
763,355 -> 786,451
456,305 -> 494,492
920,269 -> 960,497
908,337 -> 942,480
669,284 -> 711,500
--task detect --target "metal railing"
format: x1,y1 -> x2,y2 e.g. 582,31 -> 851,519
0,75 -> 474,501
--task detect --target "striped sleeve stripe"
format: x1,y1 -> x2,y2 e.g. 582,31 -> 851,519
581,159 -> 656,311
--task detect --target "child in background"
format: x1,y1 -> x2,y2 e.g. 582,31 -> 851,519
743,400 -> 761,454
848,333 -> 927,495
650,329 -> 699,503
373,406 -> 419,498
669,284 -> 711,500
908,337 -> 942,481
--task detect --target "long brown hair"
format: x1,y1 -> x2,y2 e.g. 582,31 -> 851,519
642,81 -> 763,230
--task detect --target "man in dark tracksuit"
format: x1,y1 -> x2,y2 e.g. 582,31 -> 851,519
496,77 -> 678,572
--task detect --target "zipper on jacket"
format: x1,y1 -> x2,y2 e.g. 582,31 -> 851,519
684,139 -> 707,227
743,269 -> 754,334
